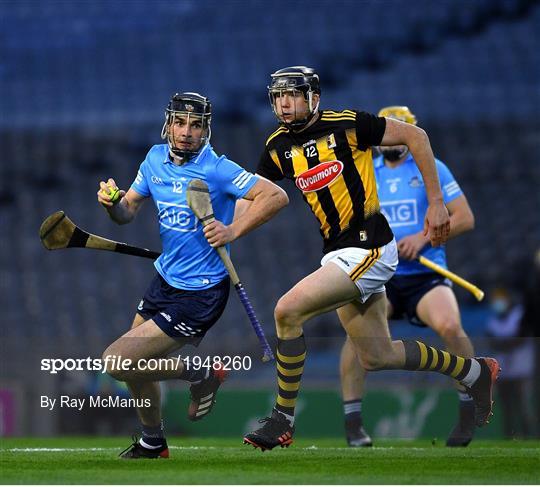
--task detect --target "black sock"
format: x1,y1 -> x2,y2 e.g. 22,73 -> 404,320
141,421 -> 165,448
178,360 -> 210,383
344,399 -> 363,427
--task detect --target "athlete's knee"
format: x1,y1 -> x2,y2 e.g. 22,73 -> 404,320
102,346 -> 131,381
432,316 -> 463,340
353,344 -> 391,370
348,335 -> 397,371
274,294 -> 305,332
358,352 -> 388,371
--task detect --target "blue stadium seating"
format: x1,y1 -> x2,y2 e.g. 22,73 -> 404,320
1,0 -> 539,351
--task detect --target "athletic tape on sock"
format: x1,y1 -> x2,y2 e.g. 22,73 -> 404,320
461,359 -> 481,387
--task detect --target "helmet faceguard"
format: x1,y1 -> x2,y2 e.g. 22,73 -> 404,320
161,92 -> 212,160
268,66 -> 321,130
377,106 -> 417,162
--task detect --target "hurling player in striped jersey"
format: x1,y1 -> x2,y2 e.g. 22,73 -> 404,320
340,106 -> 477,447
241,67 -> 499,452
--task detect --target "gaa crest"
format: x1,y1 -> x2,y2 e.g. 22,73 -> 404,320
327,133 -> 337,149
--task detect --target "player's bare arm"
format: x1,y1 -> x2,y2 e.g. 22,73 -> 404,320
398,195 -> 475,260
231,174 -> 278,222
97,179 -> 146,225
446,194 -> 474,239
232,197 -> 253,221
203,178 -> 288,247
381,118 -> 450,246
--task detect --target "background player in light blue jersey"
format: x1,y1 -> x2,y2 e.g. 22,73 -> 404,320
96,92 -> 288,458
340,106 -> 477,448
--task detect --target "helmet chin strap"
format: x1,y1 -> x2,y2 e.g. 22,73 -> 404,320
291,104 -> 318,130
307,92 -> 320,115
167,133 -> 208,161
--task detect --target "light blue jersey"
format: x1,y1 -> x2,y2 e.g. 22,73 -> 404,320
131,143 -> 258,290
374,154 -> 462,275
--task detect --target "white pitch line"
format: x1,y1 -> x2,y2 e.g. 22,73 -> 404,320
9,445 -> 516,453
3,446 -> 407,453
303,446 -> 428,451
3,446 -> 217,452
4,448 -> 116,452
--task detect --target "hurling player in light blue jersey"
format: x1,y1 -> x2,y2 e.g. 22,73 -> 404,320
96,92 -> 288,459
340,106 -> 477,448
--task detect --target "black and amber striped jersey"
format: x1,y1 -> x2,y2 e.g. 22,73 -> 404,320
257,109 -> 394,254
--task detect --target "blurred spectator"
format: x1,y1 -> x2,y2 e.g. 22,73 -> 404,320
486,286 -> 535,438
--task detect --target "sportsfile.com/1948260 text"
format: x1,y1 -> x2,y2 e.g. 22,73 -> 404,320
40,355 -> 252,374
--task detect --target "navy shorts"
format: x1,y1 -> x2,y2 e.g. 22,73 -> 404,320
386,272 -> 452,327
137,274 -> 230,343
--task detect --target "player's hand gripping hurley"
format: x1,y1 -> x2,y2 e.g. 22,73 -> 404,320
187,179 -> 274,362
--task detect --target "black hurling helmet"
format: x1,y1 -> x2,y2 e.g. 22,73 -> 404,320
161,92 -> 212,160
268,66 -> 321,129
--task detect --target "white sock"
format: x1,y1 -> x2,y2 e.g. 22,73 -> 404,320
139,438 -> 164,449
460,359 -> 481,388
276,409 -> 295,426
344,400 -> 362,415
285,412 -> 295,426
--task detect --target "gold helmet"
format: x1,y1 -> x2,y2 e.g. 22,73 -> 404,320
378,106 -> 417,125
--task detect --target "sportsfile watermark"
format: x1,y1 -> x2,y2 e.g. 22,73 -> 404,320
40,355 -> 252,375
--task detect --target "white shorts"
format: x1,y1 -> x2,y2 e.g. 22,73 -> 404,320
320,239 -> 398,303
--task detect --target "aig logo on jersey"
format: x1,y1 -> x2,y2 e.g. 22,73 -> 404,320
380,199 -> 418,227
295,161 -> 344,193
157,201 -> 198,232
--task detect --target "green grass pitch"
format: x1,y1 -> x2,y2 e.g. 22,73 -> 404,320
1,437 -> 539,484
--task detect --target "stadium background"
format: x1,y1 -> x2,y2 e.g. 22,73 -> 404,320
0,0 -> 538,441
